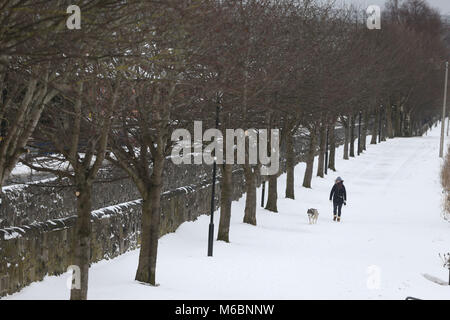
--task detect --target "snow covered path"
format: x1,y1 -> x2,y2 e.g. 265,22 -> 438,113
4,127 -> 450,300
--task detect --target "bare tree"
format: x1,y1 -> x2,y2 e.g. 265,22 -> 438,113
23,64 -> 120,300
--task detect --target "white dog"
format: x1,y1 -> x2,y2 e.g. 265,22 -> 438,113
307,208 -> 319,224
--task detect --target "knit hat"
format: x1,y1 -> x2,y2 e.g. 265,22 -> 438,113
336,176 -> 343,182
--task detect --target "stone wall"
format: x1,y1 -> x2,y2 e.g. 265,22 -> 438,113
0,170 -> 245,297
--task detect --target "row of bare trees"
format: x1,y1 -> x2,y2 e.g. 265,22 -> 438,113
0,0 -> 446,299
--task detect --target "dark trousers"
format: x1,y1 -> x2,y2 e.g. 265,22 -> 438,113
333,201 -> 343,217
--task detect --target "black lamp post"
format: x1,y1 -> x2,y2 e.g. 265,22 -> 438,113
207,104 -> 220,257
261,180 -> 266,207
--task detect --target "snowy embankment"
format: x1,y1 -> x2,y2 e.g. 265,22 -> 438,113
3,126 -> 450,300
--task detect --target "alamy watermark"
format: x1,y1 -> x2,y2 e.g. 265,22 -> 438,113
66,5 -> 380,31
66,265 -> 81,290
66,5 -> 81,30
171,121 -> 279,175
366,5 -> 381,30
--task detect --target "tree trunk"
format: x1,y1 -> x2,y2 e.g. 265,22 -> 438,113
349,114 -> 355,157
380,108 -> 386,141
0,166 -> 12,191
70,180 -> 92,300
394,105 -> 402,137
135,156 -> 164,285
343,119 -> 349,160
135,196 -> 153,283
218,163 -> 233,242
285,129 -> 295,199
243,164 -> 257,225
316,124 -> 326,178
400,110 -> 405,136
303,127 -> 317,188
370,108 -> 378,144
362,110 -> 369,151
328,124 -> 336,171
265,121 -> 279,212
386,105 -> 394,138
265,173 -> 278,212
147,162 -> 163,285
404,112 -> 412,137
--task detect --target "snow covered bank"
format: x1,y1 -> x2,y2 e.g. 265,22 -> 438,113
3,127 -> 450,300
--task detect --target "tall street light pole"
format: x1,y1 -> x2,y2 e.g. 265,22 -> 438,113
207,103 -> 220,257
261,180 -> 266,207
440,61 -> 448,158
447,115 -> 449,136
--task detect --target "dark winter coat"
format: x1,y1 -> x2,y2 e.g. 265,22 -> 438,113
329,182 -> 347,204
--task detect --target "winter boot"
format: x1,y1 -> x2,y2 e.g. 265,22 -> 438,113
333,215 -> 337,221
337,217 -> 341,222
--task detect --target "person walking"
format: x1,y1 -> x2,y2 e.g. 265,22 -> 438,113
329,177 -> 347,222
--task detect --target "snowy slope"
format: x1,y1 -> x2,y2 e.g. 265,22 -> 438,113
3,126 -> 450,300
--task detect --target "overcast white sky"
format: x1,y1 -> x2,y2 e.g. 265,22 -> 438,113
343,0 -> 450,15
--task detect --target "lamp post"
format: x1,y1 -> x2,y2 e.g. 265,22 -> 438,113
447,115 -> 449,136
261,180 -> 266,207
207,103 -> 220,257
439,61 -> 448,158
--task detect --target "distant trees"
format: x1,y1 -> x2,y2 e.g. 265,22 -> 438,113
379,0 -> 445,137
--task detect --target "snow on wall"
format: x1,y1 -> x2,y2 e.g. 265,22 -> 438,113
0,172 -> 245,297
0,162 -> 212,228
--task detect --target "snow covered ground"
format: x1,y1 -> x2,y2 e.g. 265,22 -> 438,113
3,126 -> 450,300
